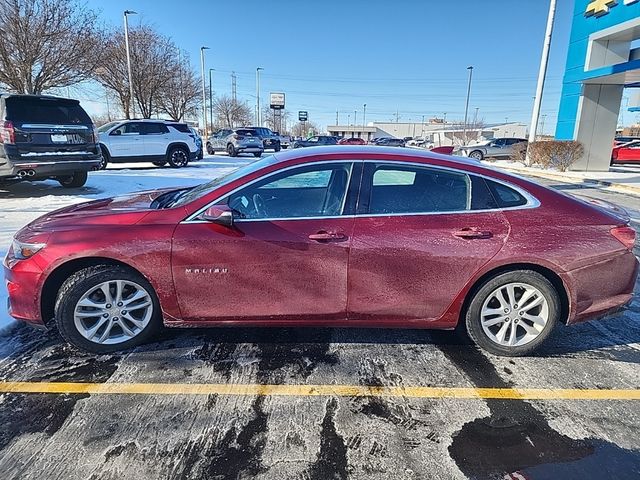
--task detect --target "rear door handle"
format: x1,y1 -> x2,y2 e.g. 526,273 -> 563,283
453,228 -> 493,239
308,231 -> 348,242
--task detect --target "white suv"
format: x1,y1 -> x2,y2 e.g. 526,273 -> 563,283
96,119 -> 198,169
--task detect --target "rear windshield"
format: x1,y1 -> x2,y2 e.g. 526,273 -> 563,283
236,129 -> 257,136
5,97 -> 92,125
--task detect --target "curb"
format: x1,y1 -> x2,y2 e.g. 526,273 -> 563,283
488,162 -> 640,198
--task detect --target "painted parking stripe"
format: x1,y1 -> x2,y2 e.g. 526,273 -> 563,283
0,382 -> 639,400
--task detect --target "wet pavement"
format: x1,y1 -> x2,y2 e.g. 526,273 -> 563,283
0,173 -> 640,479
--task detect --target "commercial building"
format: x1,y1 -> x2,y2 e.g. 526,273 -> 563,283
327,122 -> 527,146
556,0 -> 640,171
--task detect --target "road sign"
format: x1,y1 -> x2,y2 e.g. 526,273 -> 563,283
270,92 -> 285,110
298,111 -> 308,121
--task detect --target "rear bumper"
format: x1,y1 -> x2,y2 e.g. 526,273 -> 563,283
237,146 -> 264,153
0,145 -> 101,179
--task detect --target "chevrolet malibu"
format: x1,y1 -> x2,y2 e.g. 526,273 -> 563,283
4,146 -> 638,355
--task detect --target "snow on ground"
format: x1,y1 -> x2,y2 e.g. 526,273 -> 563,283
0,155 -> 252,331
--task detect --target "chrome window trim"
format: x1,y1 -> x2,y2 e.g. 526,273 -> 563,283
183,160 -> 355,223
21,124 -> 89,130
182,159 -> 540,224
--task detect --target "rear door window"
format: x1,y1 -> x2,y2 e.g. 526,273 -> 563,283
5,97 -> 92,125
485,179 -> 528,207
142,123 -> 169,135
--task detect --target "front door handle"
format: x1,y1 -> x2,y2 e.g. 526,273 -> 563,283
453,228 -> 493,239
308,231 -> 347,242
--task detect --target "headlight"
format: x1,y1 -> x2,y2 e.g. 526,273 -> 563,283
11,239 -> 46,260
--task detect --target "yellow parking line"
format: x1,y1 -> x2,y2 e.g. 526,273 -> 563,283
0,381 -> 639,400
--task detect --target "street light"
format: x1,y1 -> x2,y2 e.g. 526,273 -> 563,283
123,10 -> 137,119
363,104 -> 367,129
200,46 -> 210,134
463,66 -> 474,144
256,67 -> 263,125
209,68 -> 215,133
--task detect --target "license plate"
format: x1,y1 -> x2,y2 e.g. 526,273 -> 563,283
51,134 -> 67,143
248,138 -> 256,143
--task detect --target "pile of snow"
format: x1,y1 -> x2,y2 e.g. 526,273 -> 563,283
0,156 -> 250,331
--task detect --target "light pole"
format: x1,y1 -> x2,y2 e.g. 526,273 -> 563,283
363,104 -> 367,129
463,66 -> 474,144
256,67 -> 263,125
528,0 -> 557,156
354,110 -> 357,133
200,46 -> 210,134
474,107 -> 479,125
123,10 -> 137,119
209,68 -> 214,133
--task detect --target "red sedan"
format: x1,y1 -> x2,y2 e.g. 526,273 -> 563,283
338,137 -> 366,145
611,140 -> 640,164
4,147 -> 637,356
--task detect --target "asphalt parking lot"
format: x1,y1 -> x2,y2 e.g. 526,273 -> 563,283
1,157 -> 640,479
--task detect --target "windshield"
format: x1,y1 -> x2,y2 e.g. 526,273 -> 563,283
171,155 -> 278,207
97,121 -> 121,133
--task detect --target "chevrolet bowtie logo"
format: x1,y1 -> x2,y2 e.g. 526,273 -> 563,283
585,0 -> 617,17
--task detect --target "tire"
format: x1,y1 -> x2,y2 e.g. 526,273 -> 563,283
58,171 -> 88,188
167,146 -> 189,168
468,150 -> 484,161
274,143 -> 281,152
253,152 -> 262,158
152,161 -> 167,167
197,148 -> 203,160
97,146 -> 109,170
464,270 -> 559,356
206,142 -> 214,155
227,144 -> 237,157
55,265 -> 162,354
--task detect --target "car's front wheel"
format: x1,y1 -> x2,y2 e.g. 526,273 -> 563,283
464,270 -> 559,356
206,142 -> 214,155
55,265 -> 161,353
58,171 -> 88,188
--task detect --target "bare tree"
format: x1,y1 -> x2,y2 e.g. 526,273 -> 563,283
0,0 -> 101,94
94,24 -> 179,119
156,55 -> 200,121
291,121 -> 319,138
213,95 -> 252,128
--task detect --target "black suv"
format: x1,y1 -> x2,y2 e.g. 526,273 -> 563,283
0,94 -> 100,188
248,126 -> 281,152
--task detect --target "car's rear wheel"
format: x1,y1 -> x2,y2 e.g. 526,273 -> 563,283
58,171 -> 88,188
227,144 -> 237,157
464,270 -> 559,356
55,265 -> 161,353
167,147 -> 189,168
97,146 -> 109,170
468,150 -> 484,161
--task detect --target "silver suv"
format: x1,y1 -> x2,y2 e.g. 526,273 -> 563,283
458,138 -> 527,161
206,128 -> 264,157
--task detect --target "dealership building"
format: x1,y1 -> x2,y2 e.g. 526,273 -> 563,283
557,0 -> 640,171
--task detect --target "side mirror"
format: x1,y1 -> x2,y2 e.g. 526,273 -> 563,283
202,205 -> 234,228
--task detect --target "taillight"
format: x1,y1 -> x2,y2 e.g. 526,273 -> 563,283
91,124 -> 98,144
610,226 -> 636,250
612,149 -> 619,160
0,121 -> 15,144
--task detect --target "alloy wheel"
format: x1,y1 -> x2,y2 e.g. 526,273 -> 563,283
171,149 -> 188,167
73,280 -> 153,345
480,282 -> 549,347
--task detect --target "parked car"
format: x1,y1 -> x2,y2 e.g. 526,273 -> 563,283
368,137 -> 384,145
292,135 -> 338,148
206,128 -> 264,157
189,127 -> 203,160
338,137 -> 366,145
6,146 -> 637,356
0,94 -> 101,188
611,140 -> 640,164
248,126 -> 281,152
97,119 -> 198,169
458,138 -> 528,161
277,133 -> 291,149
376,137 -> 406,147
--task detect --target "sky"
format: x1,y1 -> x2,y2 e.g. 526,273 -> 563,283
80,0 -> 590,133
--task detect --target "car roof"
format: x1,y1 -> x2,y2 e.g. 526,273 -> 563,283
0,93 -> 80,103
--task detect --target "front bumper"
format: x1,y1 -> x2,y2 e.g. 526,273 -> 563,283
3,252 -> 45,326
